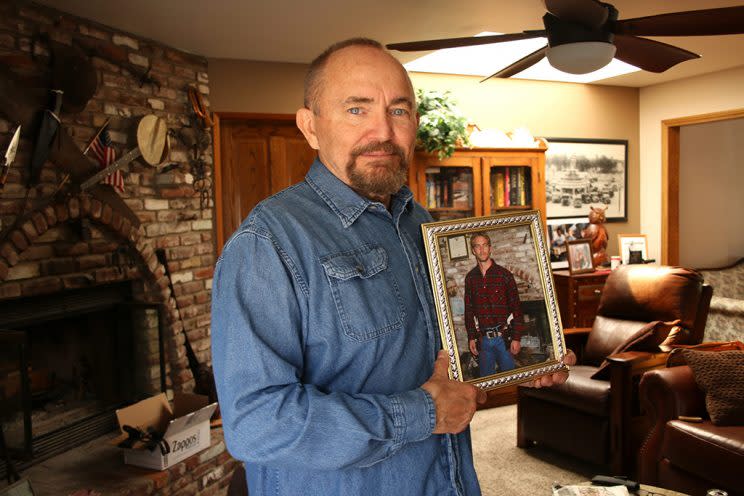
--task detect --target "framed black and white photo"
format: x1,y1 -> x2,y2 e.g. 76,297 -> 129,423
421,211 -> 569,390
546,217 -> 590,269
545,138 -> 628,222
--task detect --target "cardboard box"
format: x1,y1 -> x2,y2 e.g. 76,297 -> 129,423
113,392 -> 218,470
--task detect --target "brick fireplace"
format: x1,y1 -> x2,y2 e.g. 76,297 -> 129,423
0,1 -> 237,493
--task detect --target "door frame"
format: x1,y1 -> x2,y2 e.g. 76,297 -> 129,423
212,112 -> 298,251
661,107 -> 744,265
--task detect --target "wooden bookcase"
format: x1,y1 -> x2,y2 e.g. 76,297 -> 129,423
409,142 -> 548,223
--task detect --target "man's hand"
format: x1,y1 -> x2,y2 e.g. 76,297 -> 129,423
510,339 -> 521,355
468,339 -> 479,356
422,350 -> 487,434
525,349 -> 577,388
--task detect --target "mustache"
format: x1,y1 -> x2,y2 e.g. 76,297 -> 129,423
351,141 -> 405,160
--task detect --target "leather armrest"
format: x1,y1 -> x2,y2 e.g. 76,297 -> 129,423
637,365 -> 706,483
606,351 -> 668,370
641,366 -> 705,417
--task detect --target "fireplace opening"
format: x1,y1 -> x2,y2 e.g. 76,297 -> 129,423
0,283 -> 165,478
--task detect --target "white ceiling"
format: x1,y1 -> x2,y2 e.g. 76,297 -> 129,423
35,0 -> 744,87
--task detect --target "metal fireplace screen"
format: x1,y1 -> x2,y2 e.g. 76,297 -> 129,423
0,283 -> 165,478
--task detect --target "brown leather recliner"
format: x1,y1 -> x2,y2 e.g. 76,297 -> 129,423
517,265 -> 712,475
638,357 -> 744,496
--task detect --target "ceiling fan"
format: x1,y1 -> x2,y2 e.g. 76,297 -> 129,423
387,0 -> 744,80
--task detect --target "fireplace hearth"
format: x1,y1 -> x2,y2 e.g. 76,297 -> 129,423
0,283 -> 164,479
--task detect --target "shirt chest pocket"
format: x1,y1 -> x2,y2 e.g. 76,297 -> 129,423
321,245 -> 406,342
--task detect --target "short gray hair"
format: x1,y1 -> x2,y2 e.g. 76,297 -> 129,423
303,38 -> 385,112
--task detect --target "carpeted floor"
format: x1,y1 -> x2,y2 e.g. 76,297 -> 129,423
471,404 -> 600,495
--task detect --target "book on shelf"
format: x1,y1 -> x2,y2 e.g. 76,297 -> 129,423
504,168 -> 511,207
509,167 -> 519,206
494,172 -> 505,207
517,167 -> 526,205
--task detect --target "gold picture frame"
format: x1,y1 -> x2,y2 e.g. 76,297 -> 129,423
421,210 -> 569,390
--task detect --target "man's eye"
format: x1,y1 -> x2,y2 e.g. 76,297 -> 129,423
391,108 -> 409,116
347,107 -> 361,115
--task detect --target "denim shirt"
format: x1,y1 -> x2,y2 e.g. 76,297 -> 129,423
211,159 -> 480,495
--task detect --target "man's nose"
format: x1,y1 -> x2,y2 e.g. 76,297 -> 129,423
368,111 -> 394,141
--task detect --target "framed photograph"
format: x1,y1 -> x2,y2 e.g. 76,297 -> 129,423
545,138 -> 628,222
567,239 -> 595,275
421,210 -> 569,390
546,217 -> 590,269
447,234 -> 469,261
618,234 -> 648,265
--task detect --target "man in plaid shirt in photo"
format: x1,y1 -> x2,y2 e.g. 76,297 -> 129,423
464,232 -> 525,377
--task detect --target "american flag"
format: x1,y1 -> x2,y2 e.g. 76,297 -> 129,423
89,126 -> 125,193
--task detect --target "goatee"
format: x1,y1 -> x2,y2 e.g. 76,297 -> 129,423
346,141 -> 409,198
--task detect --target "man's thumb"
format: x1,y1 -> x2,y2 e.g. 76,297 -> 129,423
432,350 -> 450,377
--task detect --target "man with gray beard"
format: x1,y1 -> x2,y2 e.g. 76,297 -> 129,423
211,37 -> 573,495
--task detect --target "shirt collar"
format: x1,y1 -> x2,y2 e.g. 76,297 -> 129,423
305,158 -> 415,228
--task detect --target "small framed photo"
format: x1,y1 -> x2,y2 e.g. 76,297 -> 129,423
421,210 -> 569,390
546,217 -> 590,269
567,239 -> 595,274
618,234 -> 648,265
447,234 -> 469,261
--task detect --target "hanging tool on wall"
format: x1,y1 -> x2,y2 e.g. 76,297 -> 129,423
1,125 -> 21,190
187,85 -> 212,128
184,85 -> 213,209
154,248 -> 218,411
28,89 -> 62,186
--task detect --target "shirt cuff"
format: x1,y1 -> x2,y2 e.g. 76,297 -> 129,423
390,388 -> 436,444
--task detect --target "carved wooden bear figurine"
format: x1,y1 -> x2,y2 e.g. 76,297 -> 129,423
584,206 -> 609,267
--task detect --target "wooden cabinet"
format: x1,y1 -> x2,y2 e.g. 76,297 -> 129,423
409,144 -> 548,222
553,269 -> 611,328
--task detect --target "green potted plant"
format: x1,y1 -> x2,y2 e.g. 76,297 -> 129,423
415,89 -> 471,159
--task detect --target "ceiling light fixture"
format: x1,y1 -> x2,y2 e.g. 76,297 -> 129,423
546,41 -> 617,74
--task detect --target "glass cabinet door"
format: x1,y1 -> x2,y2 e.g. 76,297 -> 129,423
483,156 -> 543,217
415,156 -> 481,221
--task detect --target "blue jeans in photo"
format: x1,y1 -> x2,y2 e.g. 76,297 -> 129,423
478,336 -> 515,376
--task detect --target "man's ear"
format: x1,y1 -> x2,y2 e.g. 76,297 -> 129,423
296,108 -> 320,150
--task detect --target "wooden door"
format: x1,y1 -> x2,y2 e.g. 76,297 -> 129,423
215,114 -> 316,251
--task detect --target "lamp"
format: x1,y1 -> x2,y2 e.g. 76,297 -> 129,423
546,41 -> 616,74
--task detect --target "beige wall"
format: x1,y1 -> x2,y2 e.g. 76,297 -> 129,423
208,58 -> 641,254
679,118 -> 744,268
209,58 -> 307,114
639,66 -> 744,262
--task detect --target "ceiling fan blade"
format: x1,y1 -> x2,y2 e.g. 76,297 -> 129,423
386,31 -> 545,52
543,0 -> 609,28
613,34 -> 699,73
480,45 -> 547,82
614,6 -> 744,36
